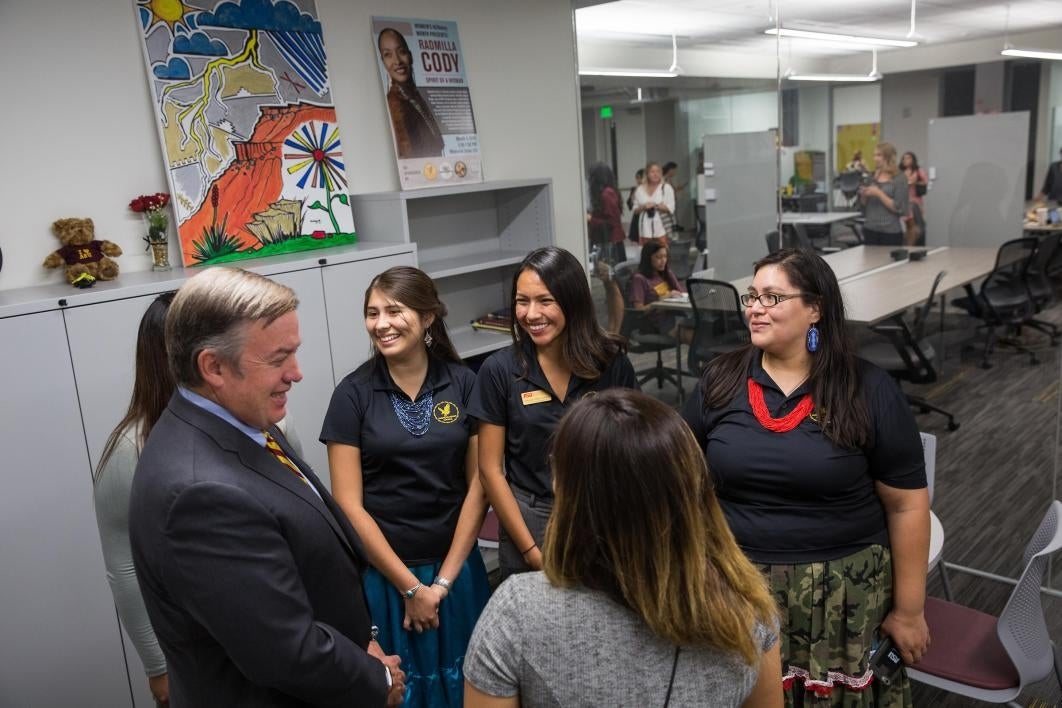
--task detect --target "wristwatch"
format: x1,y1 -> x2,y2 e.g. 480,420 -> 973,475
402,582 -> 422,600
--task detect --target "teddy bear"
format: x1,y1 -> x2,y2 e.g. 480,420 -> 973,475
43,218 -> 123,286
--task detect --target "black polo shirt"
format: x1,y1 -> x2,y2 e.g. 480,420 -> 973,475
319,356 -> 477,565
681,352 -> 925,564
468,341 -> 639,499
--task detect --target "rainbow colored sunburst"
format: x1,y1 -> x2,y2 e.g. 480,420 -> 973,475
284,122 -> 347,191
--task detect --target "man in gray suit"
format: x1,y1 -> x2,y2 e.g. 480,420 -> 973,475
130,267 -> 404,707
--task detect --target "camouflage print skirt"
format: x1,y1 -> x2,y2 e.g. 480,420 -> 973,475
758,544 -> 913,708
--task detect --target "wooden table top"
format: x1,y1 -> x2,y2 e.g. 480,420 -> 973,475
723,245 -> 902,293
780,211 -> 862,225
680,246 -> 997,327
840,246 -> 997,325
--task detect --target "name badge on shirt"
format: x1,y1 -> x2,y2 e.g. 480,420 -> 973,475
521,389 -> 552,405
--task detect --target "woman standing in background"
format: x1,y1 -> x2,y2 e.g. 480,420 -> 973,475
587,162 -> 626,334
859,143 -> 909,246
632,162 -> 675,245
901,152 -> 928,246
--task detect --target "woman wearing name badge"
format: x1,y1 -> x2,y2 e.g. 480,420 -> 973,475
377,27 -> 445,159
859,142 -> 910,247
632,161 -> 676,245
681,249 -> 930,707
630,240 -> 689,340
469,247 -> 638,580
320,266 -> 489,707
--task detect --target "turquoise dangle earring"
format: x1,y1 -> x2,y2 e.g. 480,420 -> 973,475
806,323 -> 820,353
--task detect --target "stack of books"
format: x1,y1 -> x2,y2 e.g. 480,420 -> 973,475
471,309 -> 512,334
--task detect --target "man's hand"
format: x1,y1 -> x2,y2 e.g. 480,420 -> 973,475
369,642 -> 406,706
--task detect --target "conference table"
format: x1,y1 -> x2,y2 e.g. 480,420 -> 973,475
692,245 -> 998,327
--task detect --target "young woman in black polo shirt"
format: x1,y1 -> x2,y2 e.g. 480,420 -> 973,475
681,248 -> 930,707
469,247 -> 638,579
320,267 -> 489,708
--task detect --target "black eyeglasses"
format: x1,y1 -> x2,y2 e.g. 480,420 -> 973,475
741,292 -> 806,308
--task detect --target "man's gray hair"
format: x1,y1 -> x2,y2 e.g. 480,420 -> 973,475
166,267 -> 298,387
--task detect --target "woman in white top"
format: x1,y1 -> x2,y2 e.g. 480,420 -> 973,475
632,161 -> 675,245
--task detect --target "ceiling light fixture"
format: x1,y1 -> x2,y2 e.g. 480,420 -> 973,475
764,27 -> 917,48
999,1 -> 1062,61
579,69 -> 678,78
786,48 -> 882,82
1001,47 -> 1062,61
579,31 -> 684,79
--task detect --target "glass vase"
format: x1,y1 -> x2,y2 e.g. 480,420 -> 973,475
148,240 -> 171,271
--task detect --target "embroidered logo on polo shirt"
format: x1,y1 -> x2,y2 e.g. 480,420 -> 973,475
433,401 -> 460,423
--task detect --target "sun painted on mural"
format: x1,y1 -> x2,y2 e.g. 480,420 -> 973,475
134,0 -> 355,266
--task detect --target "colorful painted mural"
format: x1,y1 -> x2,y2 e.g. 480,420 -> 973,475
134,0 -> 355,266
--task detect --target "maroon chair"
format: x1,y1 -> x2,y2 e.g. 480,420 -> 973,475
907,500 -> 1062,705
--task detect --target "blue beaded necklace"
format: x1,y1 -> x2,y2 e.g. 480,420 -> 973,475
389,390 -> 433,437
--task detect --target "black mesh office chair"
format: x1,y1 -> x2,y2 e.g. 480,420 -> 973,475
1022,231 -> 1061,345
668,237 -> 696,282
952,237 -> 1040,368
765,230 -> 781,254
836,170 -> 863,209
860,271 -> 959,431
686,278 -> 748,376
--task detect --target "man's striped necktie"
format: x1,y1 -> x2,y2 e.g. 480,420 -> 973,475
263,430 -> 311,486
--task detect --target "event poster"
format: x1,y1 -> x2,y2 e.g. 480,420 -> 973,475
371,17 -> 483,190
134,0 -> 356,267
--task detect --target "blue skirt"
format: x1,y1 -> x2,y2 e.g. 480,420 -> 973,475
363,548 -> 490,708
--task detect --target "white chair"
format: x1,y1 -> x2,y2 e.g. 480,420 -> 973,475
907,500 -> 1062,706
920,432 -> 952,599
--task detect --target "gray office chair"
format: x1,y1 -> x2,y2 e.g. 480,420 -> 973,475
908,500 -> 1062,706
668,237 -> 696,282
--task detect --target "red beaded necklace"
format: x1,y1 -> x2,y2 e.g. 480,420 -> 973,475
747,378 -> 813,433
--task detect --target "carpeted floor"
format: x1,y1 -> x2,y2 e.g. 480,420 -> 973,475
594,275 -> 1062,707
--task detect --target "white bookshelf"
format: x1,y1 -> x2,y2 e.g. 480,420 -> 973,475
351,179 -> 554,359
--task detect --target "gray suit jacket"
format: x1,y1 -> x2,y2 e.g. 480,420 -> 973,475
130,392 -> 388,707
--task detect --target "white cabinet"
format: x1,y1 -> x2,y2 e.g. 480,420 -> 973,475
351,179 -> 554,358
0,310 -> 133,707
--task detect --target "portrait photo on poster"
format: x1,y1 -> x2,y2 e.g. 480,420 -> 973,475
372,16 -> 483,190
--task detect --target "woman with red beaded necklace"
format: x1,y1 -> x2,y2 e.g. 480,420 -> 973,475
682,248 -> 930,708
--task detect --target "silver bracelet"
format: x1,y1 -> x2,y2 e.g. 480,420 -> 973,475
402,582 -> 422,600
433,576 -> 452,592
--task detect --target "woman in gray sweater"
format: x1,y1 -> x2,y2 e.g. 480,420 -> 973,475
463,390 -> 781,708
859,142 -> 910,246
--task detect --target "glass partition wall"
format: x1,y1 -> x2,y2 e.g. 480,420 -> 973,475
577,0 -> 1062,606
